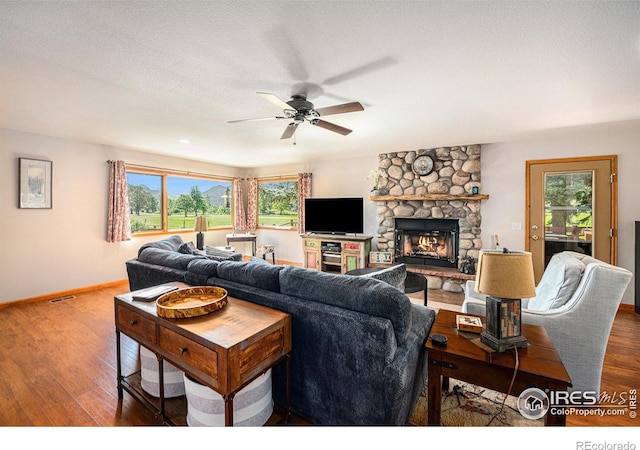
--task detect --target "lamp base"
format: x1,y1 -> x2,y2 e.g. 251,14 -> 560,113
480,331 -> 528,353
196,232 -> 204,250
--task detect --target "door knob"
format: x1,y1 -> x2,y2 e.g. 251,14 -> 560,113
531,235 -> 540,241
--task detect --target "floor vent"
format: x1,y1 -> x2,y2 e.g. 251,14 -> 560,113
50,295 -> 76,303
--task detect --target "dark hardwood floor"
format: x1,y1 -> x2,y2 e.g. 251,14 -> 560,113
0,281 -> 638,427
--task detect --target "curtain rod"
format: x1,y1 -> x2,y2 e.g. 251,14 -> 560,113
107,161 -> 302,181
107,159 -> 298,180
255,174 -> 299,181
107,160 -> 236,180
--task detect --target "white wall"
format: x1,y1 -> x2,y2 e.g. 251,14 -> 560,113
480,120 -> 639,305
0,128 -> 243,303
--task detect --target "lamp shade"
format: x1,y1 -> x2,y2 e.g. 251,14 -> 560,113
474,250 -> 536,299
194,216 -> 208,232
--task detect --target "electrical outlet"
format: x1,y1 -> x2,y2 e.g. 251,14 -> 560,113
512,222 -> 522,230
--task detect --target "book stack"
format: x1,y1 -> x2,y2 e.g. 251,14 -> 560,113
456,314 -> 483,333
132,284 -> 179,302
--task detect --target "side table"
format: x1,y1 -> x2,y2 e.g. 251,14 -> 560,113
115,282 -> 292,426
226,233 -> 256,256
426,309 -> 571,426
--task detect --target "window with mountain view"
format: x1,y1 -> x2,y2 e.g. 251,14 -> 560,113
127,172 -> 163,232
126,170 -> 233,234
257,179 -> 298,230
167,176 -> 232,230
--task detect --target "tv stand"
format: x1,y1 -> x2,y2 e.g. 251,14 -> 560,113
301,234 -> 372,274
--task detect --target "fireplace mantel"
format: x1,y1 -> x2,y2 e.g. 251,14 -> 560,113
369,194 -> 489,201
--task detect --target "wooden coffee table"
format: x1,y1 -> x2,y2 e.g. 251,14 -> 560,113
115,282 -> 292,426
426,309 -> 571,426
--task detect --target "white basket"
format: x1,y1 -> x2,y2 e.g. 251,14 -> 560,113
139,346 -> 185,398
184,370 -> 274,426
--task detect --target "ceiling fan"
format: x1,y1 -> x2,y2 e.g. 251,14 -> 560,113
228,92 -> 364,139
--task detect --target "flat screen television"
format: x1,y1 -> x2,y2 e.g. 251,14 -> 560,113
304,197 -> 364,235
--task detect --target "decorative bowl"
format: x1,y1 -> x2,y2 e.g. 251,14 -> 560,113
156,286 -> 228,319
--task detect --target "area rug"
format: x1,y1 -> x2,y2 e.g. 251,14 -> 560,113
410,378 -> 544,426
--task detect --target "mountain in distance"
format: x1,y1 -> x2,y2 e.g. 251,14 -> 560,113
203,185 -> 231,207
128,183 -> 231,207
130,184 -> 160,199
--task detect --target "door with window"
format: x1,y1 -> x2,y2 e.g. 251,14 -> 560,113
526,156 -> 617,282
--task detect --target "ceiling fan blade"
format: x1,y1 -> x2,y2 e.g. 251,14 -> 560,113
257,92 -> 294,111
312,119 -> 352,136
281,123 -> 299,139
227,116 -> 286,124
314,102 -> 364,117
321,57 -> 396,85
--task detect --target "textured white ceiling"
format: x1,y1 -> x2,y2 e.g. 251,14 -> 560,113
1,1 -> 639,168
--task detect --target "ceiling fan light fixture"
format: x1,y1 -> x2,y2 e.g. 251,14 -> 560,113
229,91 -> 364,140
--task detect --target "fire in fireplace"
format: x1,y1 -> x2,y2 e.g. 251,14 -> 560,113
394,218 -> 459,268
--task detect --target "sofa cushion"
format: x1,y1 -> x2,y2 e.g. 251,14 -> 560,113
178,241 -> 199,255
279,266 -> 411,342
138,247 -> 203,271
360,264 -> 406,291
138,235 -> 184,256
527,252 -> 585,311
216,260 -> 284,293
186,258 -> 220,277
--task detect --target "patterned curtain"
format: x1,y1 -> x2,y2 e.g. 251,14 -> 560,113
246,178 -> 258,232
297,173 -> 312,234
232,177 -> 246,232
107,160 -> 131,242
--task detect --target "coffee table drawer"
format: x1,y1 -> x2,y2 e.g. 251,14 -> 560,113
116,305 -> 156,346
158,326 -> 218,380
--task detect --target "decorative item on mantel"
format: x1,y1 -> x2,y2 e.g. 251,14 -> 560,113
367,169 -> 388,196
474,249 -> 536,352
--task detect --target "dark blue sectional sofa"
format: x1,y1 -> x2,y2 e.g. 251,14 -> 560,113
125,235 -> 436,425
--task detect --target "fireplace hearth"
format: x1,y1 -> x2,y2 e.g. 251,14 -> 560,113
394,218 -> 459,268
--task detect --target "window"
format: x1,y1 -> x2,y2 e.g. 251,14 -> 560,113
167,176 -> 232,230
127,172 -> 163,232
257,179 -> 298,230
127,169 -> 233,234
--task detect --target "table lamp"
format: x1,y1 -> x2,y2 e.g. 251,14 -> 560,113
194,216 -> 208,250
474,249 -> 536,352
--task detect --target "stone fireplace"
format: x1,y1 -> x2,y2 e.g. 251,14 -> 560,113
373,145 -> 486,292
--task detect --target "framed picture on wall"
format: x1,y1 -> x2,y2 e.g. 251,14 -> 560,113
19,158 -> 52,209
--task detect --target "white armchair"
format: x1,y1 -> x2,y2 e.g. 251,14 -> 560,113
462,251 -> 632,395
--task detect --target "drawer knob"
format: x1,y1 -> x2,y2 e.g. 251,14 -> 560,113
179,347 -> 187,355
130,319 -> 137,326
